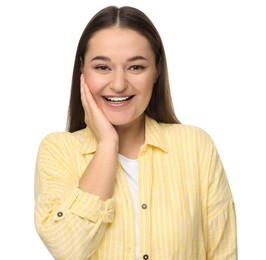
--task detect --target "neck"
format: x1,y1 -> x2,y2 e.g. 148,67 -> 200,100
115,115 -> 145,159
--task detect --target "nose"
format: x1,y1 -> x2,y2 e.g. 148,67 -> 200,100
110,69 -> 128,92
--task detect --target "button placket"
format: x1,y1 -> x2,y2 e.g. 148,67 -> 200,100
141,204 -> 149,259
139,148 -> 152,260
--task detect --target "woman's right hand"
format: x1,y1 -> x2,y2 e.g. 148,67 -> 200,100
79,74 -> 119,200
80,74 -> 119,146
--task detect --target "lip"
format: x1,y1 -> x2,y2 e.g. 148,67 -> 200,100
102,95 -> 135,108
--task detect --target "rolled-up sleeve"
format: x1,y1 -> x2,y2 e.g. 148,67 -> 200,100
207,201 -> 237,259
34,133 -> 115,259
204,135 -> 238,259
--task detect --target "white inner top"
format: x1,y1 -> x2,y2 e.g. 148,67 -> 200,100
118,154 -> 139,260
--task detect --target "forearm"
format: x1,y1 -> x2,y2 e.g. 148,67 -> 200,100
79,141 -> 118,201
35,187 -> 114,259
35,132 -> 118,258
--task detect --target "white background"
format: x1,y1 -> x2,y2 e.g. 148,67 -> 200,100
0,0 -> 265,259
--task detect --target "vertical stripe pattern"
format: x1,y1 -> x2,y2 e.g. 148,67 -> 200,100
34,116 -> 237,259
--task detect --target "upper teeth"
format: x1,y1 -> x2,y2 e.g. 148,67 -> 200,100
106,96 -> 131,102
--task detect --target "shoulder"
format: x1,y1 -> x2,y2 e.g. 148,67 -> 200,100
157,122 -> 217,155
146,116 -> 215,151
39,128 -> 87,149
159,123 -> 214,143
157,123 -> 219,166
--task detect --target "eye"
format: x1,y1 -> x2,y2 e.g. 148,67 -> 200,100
128,65 -> 145,71
94,65 -> 111,71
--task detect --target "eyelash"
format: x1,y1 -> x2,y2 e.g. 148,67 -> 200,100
128,65 -> 145,71
94,65 -> 145,71
95,65 -> 110,71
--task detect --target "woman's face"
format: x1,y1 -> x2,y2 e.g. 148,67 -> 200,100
82,27 -> 158,127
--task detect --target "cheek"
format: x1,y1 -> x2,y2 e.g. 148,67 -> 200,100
145,86 -> 153,105
140,79 -> 154,100
144,81 -> 155,105
133,75 -> 154,91
83,73 -> 105,97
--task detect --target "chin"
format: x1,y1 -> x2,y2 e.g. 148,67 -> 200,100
108,117 -> 133,126
105,112 -> 144,127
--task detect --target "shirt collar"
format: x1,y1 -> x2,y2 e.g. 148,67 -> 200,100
144,115 -> 169,153
81,115 -> 169,155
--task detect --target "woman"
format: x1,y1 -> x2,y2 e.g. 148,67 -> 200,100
34,6 -> 237,259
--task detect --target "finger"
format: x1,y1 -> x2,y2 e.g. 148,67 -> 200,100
80,78 -> 89,112
80,77 -> 85,104
80,74 -> 101,112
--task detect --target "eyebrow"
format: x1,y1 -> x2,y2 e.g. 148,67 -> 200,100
90,55 -> 148,62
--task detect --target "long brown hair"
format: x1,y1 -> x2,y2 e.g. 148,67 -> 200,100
67,6 -> 180,132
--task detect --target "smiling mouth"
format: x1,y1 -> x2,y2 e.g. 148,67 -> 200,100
104,95 -> 134,104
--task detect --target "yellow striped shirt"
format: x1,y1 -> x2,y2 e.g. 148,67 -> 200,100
34,116 -> 237,259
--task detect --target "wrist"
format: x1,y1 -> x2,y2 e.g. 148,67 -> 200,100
97,140 -> 119,153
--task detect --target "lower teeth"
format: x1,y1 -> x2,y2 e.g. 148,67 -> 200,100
109,101 -> 123,104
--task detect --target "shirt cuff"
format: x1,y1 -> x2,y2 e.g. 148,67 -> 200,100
52,187 -> 115,224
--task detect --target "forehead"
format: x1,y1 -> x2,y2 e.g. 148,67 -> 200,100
86,27 -> 154,59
